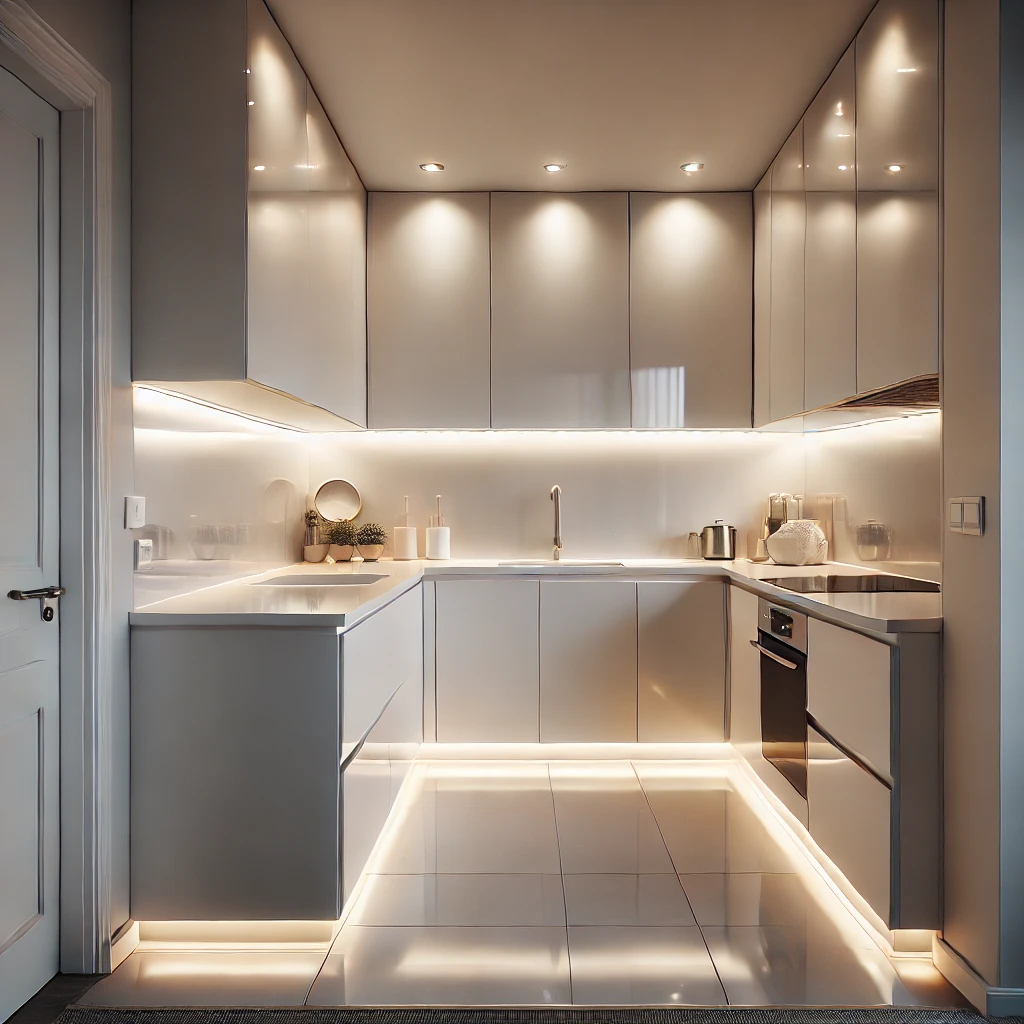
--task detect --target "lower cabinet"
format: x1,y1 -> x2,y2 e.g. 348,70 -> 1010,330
727,585 -> 762,760
130,584 -> 423,922
432,577 -> 729,744
434,580 -> 540,741
540,581 -> 638,742
637,581 -> 726,741
807,724 -> 892,924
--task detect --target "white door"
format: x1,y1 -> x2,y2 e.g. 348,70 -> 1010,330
0,65 -> 61,1021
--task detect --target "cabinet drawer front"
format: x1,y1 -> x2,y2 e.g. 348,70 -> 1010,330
807,726 -> 892,925
807,617 -> 891,775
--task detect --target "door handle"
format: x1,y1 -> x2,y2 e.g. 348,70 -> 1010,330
750,639 -> 798,670
8,585 -> 65,622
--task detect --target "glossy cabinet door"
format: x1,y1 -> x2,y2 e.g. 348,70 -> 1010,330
752,173 -> 772,427
807,724 -> 893,925
855,0 -> 939,391
490,193 -> 630,428
768,124 -> 806,422
855,0 -> 939,194
806,617 -> 891,776
368,193 -> 491,427
637,581 -> 726,741
434,580 -> 540,742
803,45 -> 857,409
306,89 -> 367,426
629,194 -> 752,428
342,754 -> 392,904
246,0 -> 311,401
856,191 -> 938,392
539,581 -> 637,741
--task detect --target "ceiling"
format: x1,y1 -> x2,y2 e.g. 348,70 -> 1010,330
266,0 -> 877,192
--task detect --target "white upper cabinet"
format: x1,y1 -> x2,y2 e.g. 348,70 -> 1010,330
855,0 -> 939,392
803,45 -> 857,410
768,124 -> 806,422
367,193 -> 491,427
490,192 -> 630,428
752,173 -> 772,428
629,194 -> 752,428
855,0 -> 939,194
133,0 -> 367,427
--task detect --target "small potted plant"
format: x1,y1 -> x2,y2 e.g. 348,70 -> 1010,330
355,522 -> 388,562
324,519 -> 357,562
303,509 -> 328,563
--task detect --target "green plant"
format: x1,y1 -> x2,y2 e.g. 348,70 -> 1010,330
324,519 -> 357,546
356,522 -> 388,546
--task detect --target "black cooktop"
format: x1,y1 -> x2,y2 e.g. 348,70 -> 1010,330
761,574 -> 940,594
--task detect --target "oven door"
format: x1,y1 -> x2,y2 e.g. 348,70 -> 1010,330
756,629 -> 808,799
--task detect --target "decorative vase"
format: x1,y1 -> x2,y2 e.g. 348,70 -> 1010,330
303,543 -> 329,563
328,543 -> 354,562
357,543 -> 385,562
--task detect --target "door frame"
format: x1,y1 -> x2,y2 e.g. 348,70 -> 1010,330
0,0 -> 116,974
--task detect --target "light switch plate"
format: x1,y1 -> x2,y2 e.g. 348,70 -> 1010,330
949,496 -> 984,536
124,495 -> 146,529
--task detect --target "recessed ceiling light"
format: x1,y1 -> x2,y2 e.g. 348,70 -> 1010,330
887,163 -> 904,172
247,100 -> 255,106
419,162 -> 444,172
896,67 -> 919,73
838,164 -> 848,170
543,163 -> 566,173
245,68 -> 251,74
253,165 -> 265,171
680,162 -> 704,173
838,133 -> 851,138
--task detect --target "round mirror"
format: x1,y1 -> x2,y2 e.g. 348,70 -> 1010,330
314,478 -> 362,522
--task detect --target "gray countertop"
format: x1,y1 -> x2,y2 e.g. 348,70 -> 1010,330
129,558 -> 941,635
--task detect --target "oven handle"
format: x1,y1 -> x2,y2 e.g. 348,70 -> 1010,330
750,639 -> 798,670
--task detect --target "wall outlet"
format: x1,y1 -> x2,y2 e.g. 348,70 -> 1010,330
125,495 -> 147,529
949,496 -> 984,536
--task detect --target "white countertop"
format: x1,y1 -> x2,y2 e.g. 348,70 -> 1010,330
129,558 -> 941,635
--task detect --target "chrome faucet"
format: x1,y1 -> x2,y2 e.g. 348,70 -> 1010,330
550,485 -> 562,561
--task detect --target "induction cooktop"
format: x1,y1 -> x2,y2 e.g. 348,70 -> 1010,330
761,574 -> 940,594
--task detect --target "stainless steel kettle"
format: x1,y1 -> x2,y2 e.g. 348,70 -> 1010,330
701,520 -> 737,560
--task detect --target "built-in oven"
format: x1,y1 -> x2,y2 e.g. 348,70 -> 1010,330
753,599 -> 808,799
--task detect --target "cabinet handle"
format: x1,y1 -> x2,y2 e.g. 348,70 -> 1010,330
750,639 -> 797,670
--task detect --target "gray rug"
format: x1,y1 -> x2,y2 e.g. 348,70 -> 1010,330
55,1007 -> 1001,1024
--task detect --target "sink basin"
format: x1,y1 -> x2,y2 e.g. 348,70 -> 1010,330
253,573 -> 387,587
498,560 -> 624,567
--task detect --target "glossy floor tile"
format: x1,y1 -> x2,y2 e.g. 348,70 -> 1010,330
89,759 -> 962,1008
373,763 -> 561,874
77,950 -> 328,1006
562,873 -> 695,926
550,763 -> 675,874
567,926 -> 726,1005
349,873 -> 566,927
702,926 -> 915,1006
307,925 -> 571,1005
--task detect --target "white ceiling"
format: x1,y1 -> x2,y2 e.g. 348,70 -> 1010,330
266,0 -> 876,192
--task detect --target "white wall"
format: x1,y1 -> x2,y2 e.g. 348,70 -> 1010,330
132,389 -> 308,604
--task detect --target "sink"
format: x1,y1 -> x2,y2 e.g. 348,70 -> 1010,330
253,573 -> 387,587
498,560 -> 624,567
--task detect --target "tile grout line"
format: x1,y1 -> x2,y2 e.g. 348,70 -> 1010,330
546,762 -> 574,1005
628,759 -> 731,1007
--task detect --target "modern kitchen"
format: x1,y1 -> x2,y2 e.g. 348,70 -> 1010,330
1,0 -> 1021,1020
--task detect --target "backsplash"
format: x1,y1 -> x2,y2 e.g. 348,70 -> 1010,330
132,391 -> 940,604
307,429 -> 805,560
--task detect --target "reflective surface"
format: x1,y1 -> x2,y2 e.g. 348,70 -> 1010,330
88,759 -> 963,1007
762,573 -> 940,594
